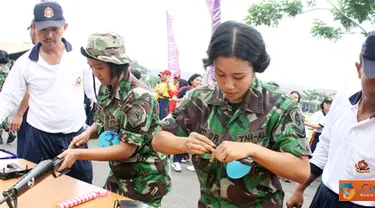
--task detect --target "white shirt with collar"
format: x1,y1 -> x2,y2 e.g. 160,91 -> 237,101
310,89 -> 375,207
83,66 -> 100,103
0,39 -> 86,134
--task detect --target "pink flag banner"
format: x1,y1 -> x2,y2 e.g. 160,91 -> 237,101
166,10 -> 181,79
206,0 -> 221,84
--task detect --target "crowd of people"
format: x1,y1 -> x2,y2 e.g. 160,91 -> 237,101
0,1 -> 374,208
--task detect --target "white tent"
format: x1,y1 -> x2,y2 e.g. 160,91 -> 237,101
0,42 -> 34,60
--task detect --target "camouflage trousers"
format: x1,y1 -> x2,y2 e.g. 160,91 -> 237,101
104,173 -> 171,208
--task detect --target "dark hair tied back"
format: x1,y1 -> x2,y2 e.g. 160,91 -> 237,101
203,21 -> 270,73
108,63 -> 129,80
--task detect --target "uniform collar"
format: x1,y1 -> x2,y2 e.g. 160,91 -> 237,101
114,71 -> 132,100
206,76 -> 264,114
349,90 -> 375,119
349,91 -> 362,105
28,38 -> 72,62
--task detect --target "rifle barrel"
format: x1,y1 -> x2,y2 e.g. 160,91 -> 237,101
0,194 -> 10,205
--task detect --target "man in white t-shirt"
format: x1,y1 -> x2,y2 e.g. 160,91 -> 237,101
0,2 -> 93,183
287,30 -> 375,208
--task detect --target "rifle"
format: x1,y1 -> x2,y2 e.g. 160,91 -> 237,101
0,147 -> 79,208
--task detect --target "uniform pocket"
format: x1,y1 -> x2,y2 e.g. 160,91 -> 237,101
346,144 -> 375,179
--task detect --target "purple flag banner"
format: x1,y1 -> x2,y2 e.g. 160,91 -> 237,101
166,10 -> 181,79
205,0 -> 221,85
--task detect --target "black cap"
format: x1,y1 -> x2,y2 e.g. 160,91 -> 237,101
361,30 -> 375,79
27,19 -> 34,30
323,97 -> 333,103
33,1 -> 65,30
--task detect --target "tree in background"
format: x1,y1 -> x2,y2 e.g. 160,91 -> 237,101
129,59 -> 159,88
300,89 -> 329,112
302,89 -> 328,101
244,0 -> 374,41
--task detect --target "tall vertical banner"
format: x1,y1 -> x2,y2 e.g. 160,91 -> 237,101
206,0 -> 221,85
166,10 -> 181,79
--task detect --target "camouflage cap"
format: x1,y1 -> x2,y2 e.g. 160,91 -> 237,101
81,32 -> 130,65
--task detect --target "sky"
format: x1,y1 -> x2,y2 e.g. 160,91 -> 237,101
0,0 -> 368,91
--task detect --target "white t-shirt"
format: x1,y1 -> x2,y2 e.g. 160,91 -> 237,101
310,89 -> 375,207
311,110 -> 326,133
0,40 -> 87,134
83,66 -> 100,103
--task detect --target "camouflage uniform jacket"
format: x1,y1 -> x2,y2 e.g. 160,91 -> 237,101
160,76 -> 311,208
0,64 -> 10,91
95,71 -> 171,207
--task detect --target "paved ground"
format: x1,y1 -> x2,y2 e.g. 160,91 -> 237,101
1,134 -> 320,207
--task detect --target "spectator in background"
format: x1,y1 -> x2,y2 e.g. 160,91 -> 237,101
168,79 -> 188,114
290,91 -> 301,104
168,74 -> 181,114
305,97 -> 332,153
0,50 -> 16,144
174,73 -> 180,88
27,20 -> 38,45
154,70 -> 176,120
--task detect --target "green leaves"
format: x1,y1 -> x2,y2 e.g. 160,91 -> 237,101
302,89 -> 328,101
281,0 -> 304,17
244,0 -> 303,27
311,19 -> 344,41
244,1 -> 284,27
336,0 -> 374,24
245,0 -> 374,41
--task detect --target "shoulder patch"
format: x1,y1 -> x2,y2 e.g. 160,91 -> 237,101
289,108 -> 306,138
128,105 -> 145,128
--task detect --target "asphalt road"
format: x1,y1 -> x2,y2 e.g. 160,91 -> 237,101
1,134 -> 320,208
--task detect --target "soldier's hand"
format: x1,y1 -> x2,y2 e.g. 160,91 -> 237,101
184,132 -> 216,155
210,141 -> 253,163
286,189 -> 304,208
57,149 -> 81,172
68,131 -> 90,149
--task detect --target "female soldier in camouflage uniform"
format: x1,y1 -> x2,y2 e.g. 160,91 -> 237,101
0,50 -> 16,144
58,32 -> 171,208
153,21 -> 311,208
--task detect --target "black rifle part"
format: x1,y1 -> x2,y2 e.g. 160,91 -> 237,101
0,145 -> 82,208
0,163 -> 31,180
